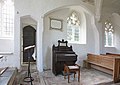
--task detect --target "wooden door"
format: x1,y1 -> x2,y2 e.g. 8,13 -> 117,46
23,25 -> 36,62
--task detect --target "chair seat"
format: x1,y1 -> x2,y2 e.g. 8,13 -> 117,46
68,66 -> 79,69
64,64 -> 80,83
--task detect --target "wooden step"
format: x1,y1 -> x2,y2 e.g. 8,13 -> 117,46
0,67 -> 17,85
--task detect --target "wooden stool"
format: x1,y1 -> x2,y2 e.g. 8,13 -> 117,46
64,64 -> 80,83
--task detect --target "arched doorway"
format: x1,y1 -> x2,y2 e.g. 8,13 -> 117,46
23,25 -> 36,63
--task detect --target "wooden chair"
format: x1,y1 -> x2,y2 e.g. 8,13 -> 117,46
63,64 -> 80,83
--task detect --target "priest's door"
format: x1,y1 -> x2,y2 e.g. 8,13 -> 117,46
23,25 -> 36,63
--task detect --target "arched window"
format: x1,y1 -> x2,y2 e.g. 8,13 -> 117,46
0,0 -> 14,39
67,11 -> 80,44
104,20 -> 114,47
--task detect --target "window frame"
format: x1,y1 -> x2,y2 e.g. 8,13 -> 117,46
67,24 -> 80,44
67,11 -> 81,44
104,21 -> 114,47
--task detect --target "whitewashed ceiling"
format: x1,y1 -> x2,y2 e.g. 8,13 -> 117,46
82,0 -> 95,5
101,0 -> 120,20
103,0 -> 120,9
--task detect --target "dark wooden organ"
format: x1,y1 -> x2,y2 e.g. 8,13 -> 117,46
52,39 -> 77,75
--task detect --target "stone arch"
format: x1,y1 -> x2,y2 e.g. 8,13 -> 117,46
44,4 -> 94,17
43,5 -> 99,53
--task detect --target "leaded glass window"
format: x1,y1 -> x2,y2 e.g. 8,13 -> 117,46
0,0 -> 14,39
104,20 -> 114,47
67,11 -> 80,44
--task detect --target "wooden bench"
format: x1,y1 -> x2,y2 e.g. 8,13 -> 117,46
85,53 -> 120,83
106,52 -> 120,56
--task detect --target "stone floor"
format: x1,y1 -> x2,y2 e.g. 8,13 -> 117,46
15,65 -> 120,85
40,69 -> 115,85
16,64 -> 41,85
16,70 -> 40,85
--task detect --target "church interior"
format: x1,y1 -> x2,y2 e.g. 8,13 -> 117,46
1,0 -> 120,85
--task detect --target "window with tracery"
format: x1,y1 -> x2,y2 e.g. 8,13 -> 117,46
104,20 -> 114,47
67,11 -> 80,44
0,0 -> 14,39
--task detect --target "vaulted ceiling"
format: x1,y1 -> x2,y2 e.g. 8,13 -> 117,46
102,0 -> 120,9
95,0 -> 120,21
82,0 -> 95,5
102,0 -> 120,16
103,0 -> 120,14
83,0 -> 120,12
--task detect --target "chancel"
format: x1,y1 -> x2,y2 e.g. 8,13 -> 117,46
1,0 -> 120,85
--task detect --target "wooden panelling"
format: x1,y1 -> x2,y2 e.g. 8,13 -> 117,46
91,64 -> 113,75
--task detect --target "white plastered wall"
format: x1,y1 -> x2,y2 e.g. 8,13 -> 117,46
43,6 -> 99,69
100,5 -> 120,54
101,13 -> 120,54
0,0 -> 100,72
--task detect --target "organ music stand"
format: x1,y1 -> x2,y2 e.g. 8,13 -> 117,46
24,45 -> 35,85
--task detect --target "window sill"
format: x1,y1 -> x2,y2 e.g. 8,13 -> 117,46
0,38 -> 13,40
68,42 -> 86,45
104,46 -> 115,48
0,52 -> 13,55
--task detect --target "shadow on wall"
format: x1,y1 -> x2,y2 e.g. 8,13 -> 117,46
45,46 -> 51,70
0,39 -> 14,52
103,47 -> 117,54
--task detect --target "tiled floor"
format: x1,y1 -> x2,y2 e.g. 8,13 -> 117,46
16,64 -> 41,85
40,68 -> 120,85
16,67 -> 120,85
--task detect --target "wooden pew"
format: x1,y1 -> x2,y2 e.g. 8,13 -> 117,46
106,53 -> 120,56
85,53 -> 120,83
